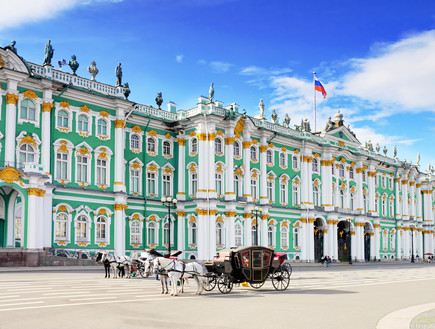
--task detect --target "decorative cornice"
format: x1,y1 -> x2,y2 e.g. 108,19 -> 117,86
243,141 -> 252,149
176,211 -> 185,217
197,133 -> 207,141
225,211 -> 237,217
225,137 -> 235,145
373,224 -> 380,228
176,138 -> 186,146
22,90 -> 38,99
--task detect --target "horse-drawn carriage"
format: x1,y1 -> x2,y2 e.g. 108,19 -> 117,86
203,246 -> 292,294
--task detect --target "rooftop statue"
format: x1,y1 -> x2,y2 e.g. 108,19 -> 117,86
87,61 -> 99,81
224,104 -> 237,120
5,40 -> 17,54
301,118 -> 311,132
416,152 -> 420,166
43,40 -> 54,66
68,55 -> 79,75
375,143 -> 380,154
209,83 -> 214,103
271,109 -> 278,124
393,145 -> 397,158
115,62 -> 122,86
258,99 -> 265,119
123,83 -> 131,99
383,146 -> 388,156
324,117 -> 334,132
155,92 -> 163,109
283,113 -> 291,127
365,140 -> 373,152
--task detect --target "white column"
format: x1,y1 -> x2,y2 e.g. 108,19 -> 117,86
242,136 -> 252,202
418,229 -> 423,258
42,189 -> 53,248
403,226 -> 410,259
226,213 -> 236,248
351,230 -> 356,262
321,156 -> 333,210
409,181 -> 416,219
225,136 -> 235,201
4,92 -> 18,166
208,130 -> 217,199
114,117 -> 126,192
307,218 -> 315,261
370,232 -> 376,260
196,131 -> 208,199
395,178 -> 402,219
356,162 -> 364,212
401,179 -> 409,221
197,211 -> 208,260
26,188 -> 45,249
6,191 -> 18,247
176,137 -> 186,201
114,196 -> 127,256
259,138 -> 268,206
416,183 -> 422,222
368,166 -> 376,215
176,210 -> 185,253
41,88 -> 53,173
208,210 -> 217,259
396,225 -> 402,259
300,218 -> 307,260
374,223 -> 381,260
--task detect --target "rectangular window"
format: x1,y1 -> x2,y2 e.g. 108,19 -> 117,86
131,170 -> 139,193
216,173 -> 222,196
147,172 -> 156,195
280,183 -> 286,204
96,159 -> 107,185
191,173 -> 198,195
251,180 -> 257,200
56,153 -> 68,180
162,174 -> 171,196
77,156 -> 88,183
267,181 -> 273,201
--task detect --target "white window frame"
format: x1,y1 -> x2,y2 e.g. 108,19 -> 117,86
147,221 -> 158,246
76,112 -> 92,137
18,98 -> 40,127
281,226 -> 289,249
235,222 -> 243,247
250,145 -> 258,162
75,144 -> 92,186
267,225 -> 276,248
190,137 -> 198,155
147,136 -> 158,155
233,140 -> 241,158
279,176 -> 288,205
94,146 -> 112,188
53,139 -> 73,184
130,133 -> 141,153
266,149 -> 274,165
129,159 -> 144,196
312,158 -> 319,173
216,222 -> 225,246
189,220 -> 197,246
95,215 -> 109,244
279,152 -> 287,168
215,137 -> 223,155
292,155 -> 299,170
96,118 -> 110,140
54,212 -> 70,242
75,213 -> 91,243
129,218 -> 143,246
55,105 -> 72,133
162,140 -> 173,159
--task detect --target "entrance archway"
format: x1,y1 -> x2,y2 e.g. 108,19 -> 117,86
337,221 -> 351,262
364,223 -> 372,262
0,185 -> 24,248
314,218 -> 324,262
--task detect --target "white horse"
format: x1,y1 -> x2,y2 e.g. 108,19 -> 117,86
144,258 -> 170,294
152,257 -> 206,296
98,253 -> 132,279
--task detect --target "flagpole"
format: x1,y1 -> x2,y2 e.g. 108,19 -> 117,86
313,71 -> 316,132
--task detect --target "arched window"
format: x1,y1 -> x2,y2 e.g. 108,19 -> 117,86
190,171 -> 198,196
292,155 -> 298,169
190,222 -> 197,245
382,229 -> 388,250
76,155 -> 89,183
251,225 -> 257,245
362,170 -> 367,182
58,110 -> 69,128
20,99 -> 36,121
267,225 -> 274,247
78,114 -> 89,132
381,176 -> 386,189
55,213 -> 68,239
339,164 -> 345,178
163,141 -> 171,157
215,138 -> 222,153
96,216 -> 107,242
131,134 -> 140,150
279,153 -> 286,167
234,175 -> 242,197
97,119 -> 107,136
281,226 -> 288,249
375,195 -> 379,213
280,179 -> 287,205
390,231 -> 396,250
250,146 -> 257,161
313,185 -> 320,207
233,141 -> 240,157
382,196 -> 387,217
266,150 -> 273,164
191,138 -> 198,154
363,193 -> 368,213
235,223 -> 243,247
76,215 -> 88,241
147,137 -> 156,153
292,184 -> 299,206
147,222 -> 157,245
312,158 -> 319,173
216,223 -> 224,246
163,222 -> 169,246
19,144 -> 35,164
294,227 -> 300,248
130,221 -> 141,244
349,167 -> 354,179
340,190 -> 344,208
389,198 -> 394,218
216,172 -> 223,197
162,173 -> 171,197
350,193 -> 355,210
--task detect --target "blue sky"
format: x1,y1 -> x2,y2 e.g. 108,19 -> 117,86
2,0 -> 435,171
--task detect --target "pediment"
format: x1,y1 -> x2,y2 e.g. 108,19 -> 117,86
0,47 -> 30,74
324,126 -> 361,146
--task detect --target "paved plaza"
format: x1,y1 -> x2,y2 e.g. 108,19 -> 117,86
0,264 -> 434,329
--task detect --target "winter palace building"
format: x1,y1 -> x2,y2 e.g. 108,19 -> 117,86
0,44 -> 434,264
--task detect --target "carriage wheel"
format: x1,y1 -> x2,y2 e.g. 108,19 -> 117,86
281,262 -> 293,276
217,274 -> 233,294
139,265 -> 147,278
250,281 -> 265,289
271,266 -> 290,291
204,275 -> 217,291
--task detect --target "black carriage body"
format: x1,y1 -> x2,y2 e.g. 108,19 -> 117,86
205,246 -> 278,284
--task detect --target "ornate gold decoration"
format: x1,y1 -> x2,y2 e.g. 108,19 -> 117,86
259,145 -> 268,153
114,204 -> 128,211
58,205 -> 67,212
19,135 -> 37,148
42,102 -> 53,112
5,93 -> 18,105
234,116 -> 245,135
80,105 -> 90,112
176,138 -> 186,146
339,141 -> 345,147
243,141 -> 252,149
78,147 -> 89,156
22,90 -> 38,99
0,55 -> 4,67
244,213 -> 253,218
188,130 -> 196,137
148,164 -> 157,172
130,125 -> 142,133
98,209 -> 107,215
0,167 -> 23,184
60,101 -> 70,108
131,162 -> 141,169
197,133 -> 207,141
27,188 -> 46,197
176,211 -> 185,217
115,120 -> 125,128
163,167 -> 172,174
225,137 -> 235,145
164,132 -> 171,139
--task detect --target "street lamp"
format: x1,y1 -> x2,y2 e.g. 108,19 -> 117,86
161,196 -> 177,256
252,206 -> 263,245
410,222 -> 415,263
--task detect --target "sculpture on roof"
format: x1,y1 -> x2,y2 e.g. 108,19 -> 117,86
375,143 -> 380,154
324,116 -> 334,132
87,61 -> 99,81
68,55 -> 79,75
155,92 -> 163,109
416,152 -> 420,166
5,40 -> 17,54
115,62 -> 122,86
124,83 -> 131,100
365,140 -> 373,152
393,145 -> 397,158
283,113 -> 291,128
271,109 -> 278,124
383,146 -> 388,156
258,99 -> 265,119
208,83 -> 214,103
43,40 -> 54,66
301,118 -> 311,132
224,104 -> 237,120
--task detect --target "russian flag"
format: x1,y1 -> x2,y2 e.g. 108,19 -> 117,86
315,78 -> 327,99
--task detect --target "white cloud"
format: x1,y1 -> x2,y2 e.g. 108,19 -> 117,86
175,54 -> 184,63
197,59 -> 233,73
341,30 -> 435,113
0,0 -> 123,31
